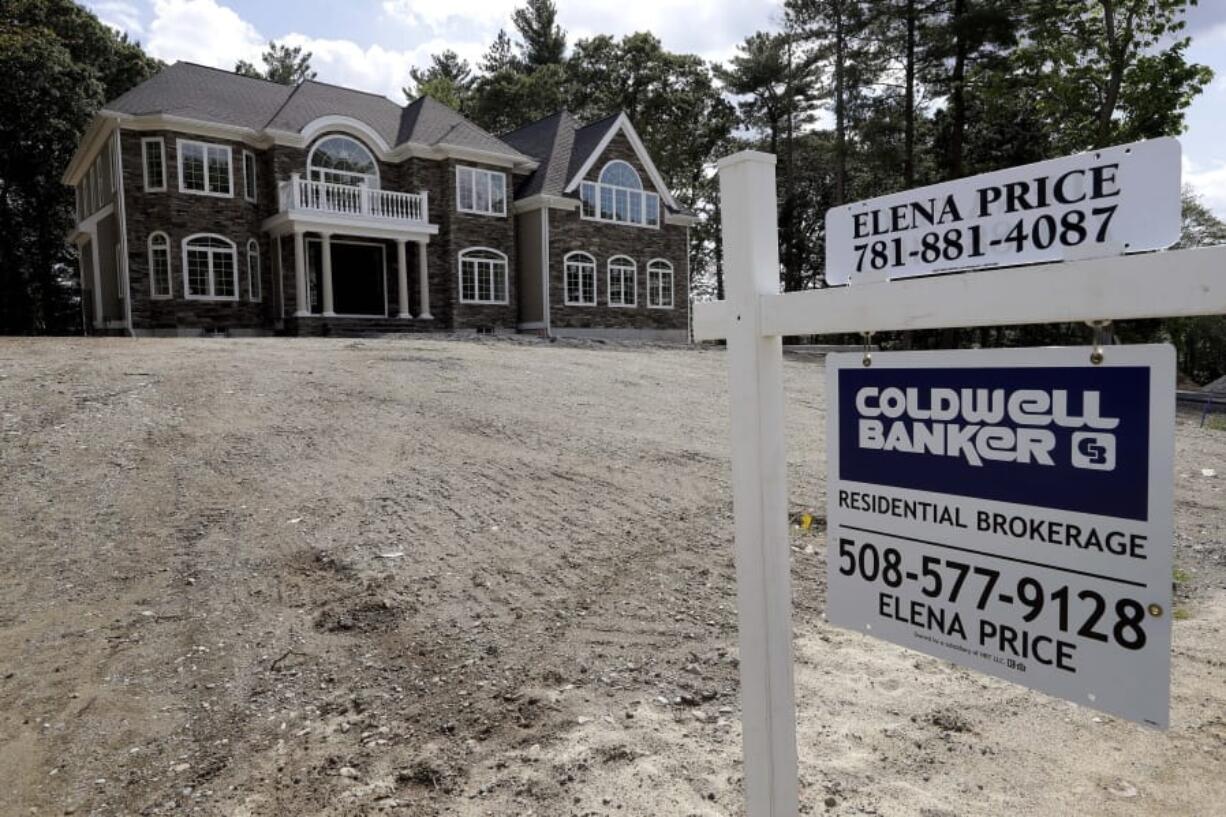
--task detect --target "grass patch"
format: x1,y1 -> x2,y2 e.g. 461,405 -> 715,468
1205,415 -> 1226,432
1173,567 -> 1192,586
1173,607 -> 1192,621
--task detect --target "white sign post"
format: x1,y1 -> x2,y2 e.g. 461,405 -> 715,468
700,148 -> 1226,817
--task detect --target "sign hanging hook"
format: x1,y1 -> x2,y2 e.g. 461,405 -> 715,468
861,331 -> 875,367
1087,320 -> 1113,365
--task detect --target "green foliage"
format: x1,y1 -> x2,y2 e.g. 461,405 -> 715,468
235,42 -> 316,86
512,0 -> 566,69
0,0 -> 159,333
404,50 -> 474,108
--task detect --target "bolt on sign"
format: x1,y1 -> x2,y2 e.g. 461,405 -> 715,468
825,346 -> 1174,727
825,138 -> 1181,285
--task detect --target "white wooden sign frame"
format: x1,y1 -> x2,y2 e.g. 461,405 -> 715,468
694,150 -> 1226,817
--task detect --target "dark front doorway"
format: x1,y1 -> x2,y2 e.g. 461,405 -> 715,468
306,238 -> 388,317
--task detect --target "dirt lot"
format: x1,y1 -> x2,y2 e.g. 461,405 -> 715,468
1,336 -> 1224,817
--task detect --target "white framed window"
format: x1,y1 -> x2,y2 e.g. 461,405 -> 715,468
458,247 -> 509,304
247,239 -> 262,302
243,151 -> 258,202
607,256 -> 637,307
647,259 -> 674,309
177,139 -> 232,197
579,160 -> 660,228
564,251 -> 597,306
148,232 -> 172,298
182,234 -> 238,300
456,166 -> 507,216
142,138 -> 165,192
308,135 -> 379,187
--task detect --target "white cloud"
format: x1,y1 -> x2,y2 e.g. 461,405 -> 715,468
90,1 -> 145,35
1183,155 -> 1226,217
381,0 -> 510,32
147,0 -> 264,69
277,34 -> 487,99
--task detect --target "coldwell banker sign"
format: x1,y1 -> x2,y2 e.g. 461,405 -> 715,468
825,138 -> 1181,285
825,346 -> 1175,727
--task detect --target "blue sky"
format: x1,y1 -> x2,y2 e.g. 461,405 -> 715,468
87,0 -> 1226,216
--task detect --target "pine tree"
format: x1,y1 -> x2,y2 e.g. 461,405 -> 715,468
235,42 -> 316,85
512,0 -> 567,69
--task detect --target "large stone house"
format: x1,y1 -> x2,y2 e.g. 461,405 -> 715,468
62,62 -> 695,340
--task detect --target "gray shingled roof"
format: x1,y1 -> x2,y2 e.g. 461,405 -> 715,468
105,62 -> 529,161
500,111 -> 582,197
502,111 -> 692,215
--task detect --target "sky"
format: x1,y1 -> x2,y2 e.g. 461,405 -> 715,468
86,0 -> 1226,216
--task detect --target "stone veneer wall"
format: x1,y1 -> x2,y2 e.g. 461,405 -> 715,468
545,132 -> 689,333
120,129 -> 273,333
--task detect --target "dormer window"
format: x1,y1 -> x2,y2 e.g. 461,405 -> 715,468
579,160 -> 660,228
308,135 -> 379,188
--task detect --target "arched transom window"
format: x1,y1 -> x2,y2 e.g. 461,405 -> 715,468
580,160 -> 660,228
182,234 -> 238,300
148,231 -> 172,298
458,247 -> 509,304
607,256 -> 636,307
599,160 -> 642,189
564,251 -> 596,306
647,259 -> 673,309
308,135 -> 379,187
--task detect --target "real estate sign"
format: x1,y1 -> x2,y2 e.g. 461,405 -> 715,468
824,138 -> 1181,285
825,345 -> 1175,727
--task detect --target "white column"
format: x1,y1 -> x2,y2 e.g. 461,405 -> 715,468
293,229 -> 309,316
719,151 -> 799,817
89,229 -> 103,328
396,239 -> 411,319
321,231 -> 335,316
417,241 -> 433,320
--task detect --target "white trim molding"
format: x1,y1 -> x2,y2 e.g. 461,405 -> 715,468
563,113 -> 680,211
148,231 -> 172,299
646,258 -> 675,309
177,138 -> 234,198
456,165 -> 508,217
607,255 -> 637,307
181,233 -> 239,301
512,194 -> 581,214
458,246 -> 510,305
141,137 -> 166,192
563,251 -> 597,306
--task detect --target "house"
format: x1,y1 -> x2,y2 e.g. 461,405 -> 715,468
61,62 -> 695,341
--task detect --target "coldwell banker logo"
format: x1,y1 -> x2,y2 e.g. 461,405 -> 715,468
838,366 -> 1150,520
854,386 -> 1119,471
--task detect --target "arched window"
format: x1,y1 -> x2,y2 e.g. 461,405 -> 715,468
563,251 -> 596,306
599,160 -> 642,190
182,234 -> 238,300
307,135 -> 379,188
647,259 -> 673,309
607,256 -> 637,307
247,239 -> 262,302
580,160 -> 659,227
148,232 -> 172,298
458,247 -> 509,304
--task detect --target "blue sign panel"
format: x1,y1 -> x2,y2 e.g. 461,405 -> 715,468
837,366 -> 1151,520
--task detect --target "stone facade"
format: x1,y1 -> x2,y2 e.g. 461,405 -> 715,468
546,133 -> 689,336
102,124 -> 687,340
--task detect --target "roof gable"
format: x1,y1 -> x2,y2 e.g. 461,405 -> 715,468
563,113 -> 678,211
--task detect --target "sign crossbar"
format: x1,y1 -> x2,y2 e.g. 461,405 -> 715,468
695,243 -> 1226,341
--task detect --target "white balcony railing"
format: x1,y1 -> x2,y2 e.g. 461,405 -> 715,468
279,174 -> 429,224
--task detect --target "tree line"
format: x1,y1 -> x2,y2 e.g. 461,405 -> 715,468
3,0 -> 1224,382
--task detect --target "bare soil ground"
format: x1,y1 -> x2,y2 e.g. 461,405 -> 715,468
0,336 -> 1223,817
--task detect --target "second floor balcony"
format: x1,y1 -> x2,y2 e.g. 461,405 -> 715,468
278,174 -> 430,227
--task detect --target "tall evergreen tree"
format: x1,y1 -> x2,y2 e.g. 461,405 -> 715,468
512,0 -> 567,69
235,42 -> 316,85
404,50 -> 475,109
